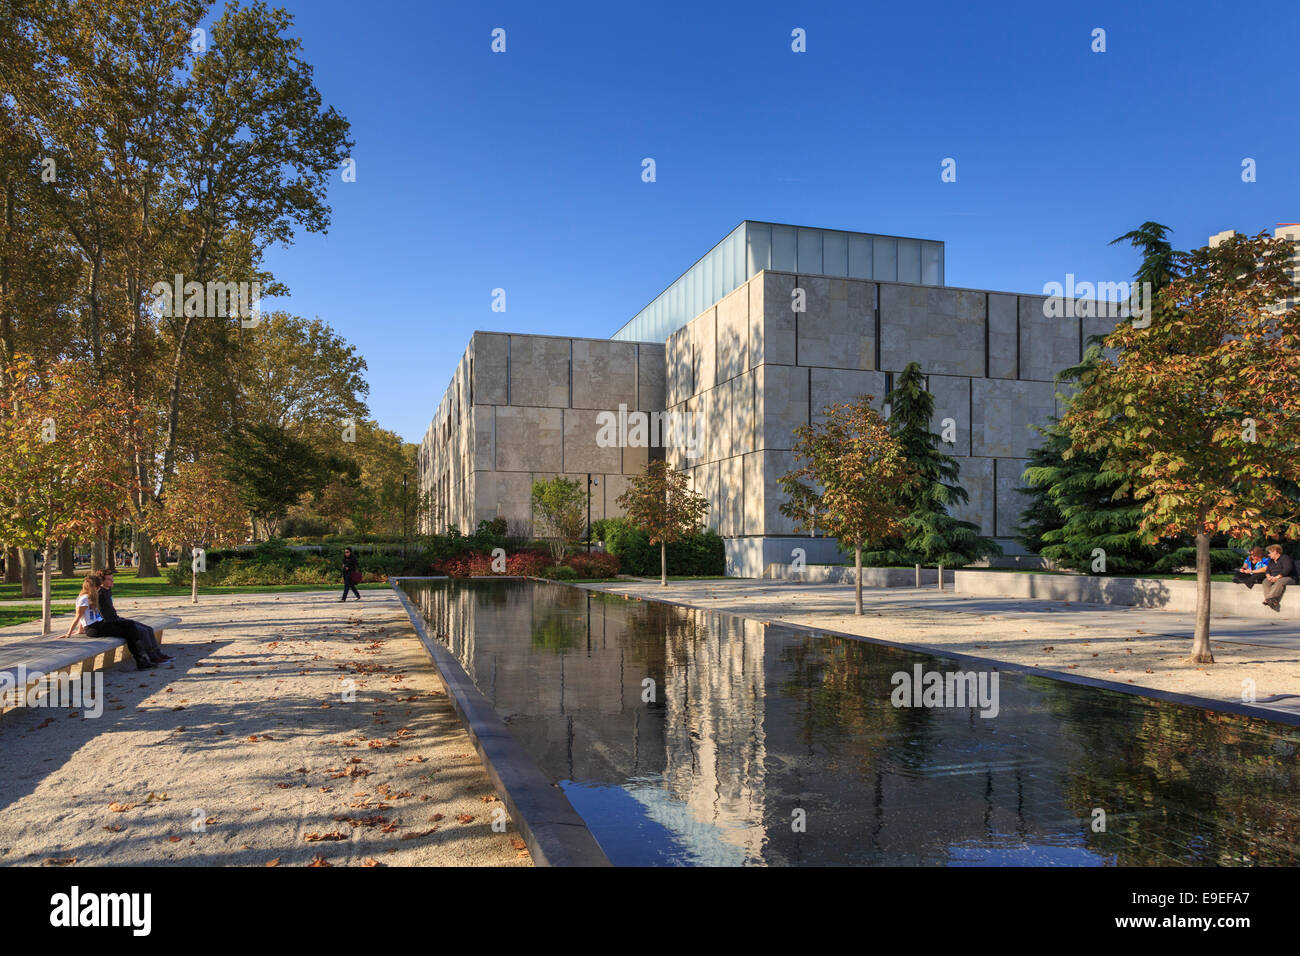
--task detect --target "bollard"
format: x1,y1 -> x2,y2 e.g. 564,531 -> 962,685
915,563 -> 921,589
937,564 -> 944,591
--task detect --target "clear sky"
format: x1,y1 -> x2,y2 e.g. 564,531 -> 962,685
255,0 -> 1299,443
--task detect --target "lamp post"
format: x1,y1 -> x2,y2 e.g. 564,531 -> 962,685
586,474 -> 599,552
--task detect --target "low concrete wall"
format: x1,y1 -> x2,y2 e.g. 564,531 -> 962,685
953,570 -> 1300,620
763,564 -> 942,587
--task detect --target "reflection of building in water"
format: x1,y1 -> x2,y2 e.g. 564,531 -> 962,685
409,581 -> 1229,866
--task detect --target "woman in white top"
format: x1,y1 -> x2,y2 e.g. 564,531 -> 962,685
64,573 -> 155,670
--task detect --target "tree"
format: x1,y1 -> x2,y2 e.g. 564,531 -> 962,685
779,397 -> 913,614
0,358 -> 137,633
866,362 -> 1001,566
617,461 -> 709,587
531,477 -> 587,566
222,422 -> 335,539
1063,232 -> 1300,663
146,462 -> 249,603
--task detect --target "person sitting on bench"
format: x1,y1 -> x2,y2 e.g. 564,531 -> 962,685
95,568 -> 171,664
1233,546 -> 1271,589
1262,545 -> 1297,612
63,573 -> 156,670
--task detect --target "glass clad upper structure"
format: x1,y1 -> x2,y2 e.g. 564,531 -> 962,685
612,221 -> 945,343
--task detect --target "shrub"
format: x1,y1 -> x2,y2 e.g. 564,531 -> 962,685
565,551 -> 619,578
602,518 -> 724,576
539,564 -> 578,580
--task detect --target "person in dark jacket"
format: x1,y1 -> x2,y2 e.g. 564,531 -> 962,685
1262,545 -> 1297,612
64,574 -> 155,670
341,547 -> 361,601
96,569 -> 171,663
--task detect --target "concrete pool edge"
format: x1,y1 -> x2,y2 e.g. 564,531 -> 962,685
578,582 -> 1300,729
390,578 -> 612,867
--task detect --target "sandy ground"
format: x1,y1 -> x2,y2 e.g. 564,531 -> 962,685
588,579 -> 1300,718
0,588 -> 532,867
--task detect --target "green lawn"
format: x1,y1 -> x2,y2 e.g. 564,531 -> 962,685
0,604 -> 74,627
0,566 -> 391,603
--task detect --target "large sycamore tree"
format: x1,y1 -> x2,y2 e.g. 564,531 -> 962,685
0,358 -> 137,633
147,462 -> 249,603
617,460 -> 709,587
779,397 -> 913,615
1064,232 -> 1300,663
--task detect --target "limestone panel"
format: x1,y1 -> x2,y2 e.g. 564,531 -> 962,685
508,335 -> 570,408
743,452 -> 765,535
987,294 -> 1017,379
707,382 -> 732,462
927,374 -> 972,458
471,333 -> 508,405
715,455 -> 743,538
602,474 -> 633,519
763,450 -> 798,536
666,327 -> 691,407
689,307 -> 717,395
796,276 -> 874,369
809,367 -> 887,424
637,343 -> 666,412
730,370 -> 756,456
758,272 -> 797,366
758,364 -> 809,451
473,471 -> 533,531
473,405 -> 494,471
1018,296 -> 1080,383
563,408 -> 623,475
571,340 -> 637,410
879,285 -> 985,377
716,284 -> 749,383
995,458 -> 1033,540
971,379 -> 1056,460
494,406 -> 562,472
621,442 -> 649,476
949,456 -> 993,537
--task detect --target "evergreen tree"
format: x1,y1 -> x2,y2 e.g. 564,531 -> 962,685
864,363 -> 1001,566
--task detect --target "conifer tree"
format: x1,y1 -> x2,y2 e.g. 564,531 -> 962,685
864,363 -> 1001,567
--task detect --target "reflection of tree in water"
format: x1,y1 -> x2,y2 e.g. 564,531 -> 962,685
1036,678 -> 1300,865
592,594 -> 700,697
777,634 -> 942,776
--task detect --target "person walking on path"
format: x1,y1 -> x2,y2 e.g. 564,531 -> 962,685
63,574 -> 155,670
1262,545 -> 1297,612
95,568 -> 171,663
341,547 -> 361,602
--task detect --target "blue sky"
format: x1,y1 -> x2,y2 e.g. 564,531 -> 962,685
256,0 -> 1299,443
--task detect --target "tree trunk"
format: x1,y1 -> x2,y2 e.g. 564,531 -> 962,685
660,541 -> 667,587
91,536 -> 106,570
137,529 -> 158,578
4,546 -> 18,583
854,544 -> 863,615
1190,530 -> 1214,663
106,523 -> 116,572
192,568 -> 198,605
19,547 -> 37,598
41,543 -> 53,635
59,539 -> 75,578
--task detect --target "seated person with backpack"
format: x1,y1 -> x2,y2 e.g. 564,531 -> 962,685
1233,546 -> 1271,589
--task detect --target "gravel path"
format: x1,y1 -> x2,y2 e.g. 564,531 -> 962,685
0,588 -> 532,867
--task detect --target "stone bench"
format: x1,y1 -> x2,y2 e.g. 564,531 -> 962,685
0,614 -> 181,714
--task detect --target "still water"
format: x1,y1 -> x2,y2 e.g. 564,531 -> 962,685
401,578 -> 1300,866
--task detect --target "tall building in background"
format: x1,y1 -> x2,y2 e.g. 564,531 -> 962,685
1210,224 -> 1300,312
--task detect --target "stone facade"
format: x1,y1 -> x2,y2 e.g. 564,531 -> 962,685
418,332 -> 666,537
662,271 -> 1115,576
420,235 -> 1115,577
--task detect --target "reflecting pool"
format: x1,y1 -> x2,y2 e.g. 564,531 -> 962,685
400,579 -> 1300,867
